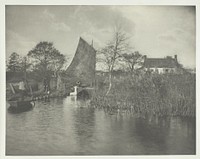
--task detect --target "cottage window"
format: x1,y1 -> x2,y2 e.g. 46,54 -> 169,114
155,68 -> 158,73
170,69 -> 174,73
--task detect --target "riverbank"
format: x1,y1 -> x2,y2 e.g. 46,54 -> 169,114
90,73 -> 195,118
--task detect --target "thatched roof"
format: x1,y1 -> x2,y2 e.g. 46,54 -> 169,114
61,37 -> 96,87
144,57 -> 178,68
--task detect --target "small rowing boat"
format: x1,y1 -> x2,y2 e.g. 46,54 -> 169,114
7,99 -> 35,113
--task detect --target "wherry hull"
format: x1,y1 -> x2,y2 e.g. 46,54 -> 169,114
8,100 -> 35,113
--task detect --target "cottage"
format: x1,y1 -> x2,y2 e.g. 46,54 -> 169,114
143,55 -> 181,74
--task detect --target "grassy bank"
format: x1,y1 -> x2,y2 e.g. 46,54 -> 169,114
91,73 -> 195,118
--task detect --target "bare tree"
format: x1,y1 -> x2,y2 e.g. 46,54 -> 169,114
99,24 -> 130,95
97,45 -> 115,72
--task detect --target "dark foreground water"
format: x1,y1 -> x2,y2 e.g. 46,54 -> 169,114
6,97 -> 195,155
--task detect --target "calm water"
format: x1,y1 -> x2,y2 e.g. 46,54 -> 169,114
6,97 -> 195,155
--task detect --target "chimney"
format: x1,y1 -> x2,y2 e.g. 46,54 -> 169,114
174,55 -> 177,62
143,55 -> 147,65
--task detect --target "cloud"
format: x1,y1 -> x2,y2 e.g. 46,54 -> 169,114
156,28 -> 195,67
81,32 -> 104,49
79,24 -> 115,50
43,9 -> 55,21
174,28 -> 185,35
5,6 -> 195,68
158,34 -> 177,41
71,6 -> 135,34
158,28 -> 195,44
51,22 -> 71,32
6,30 -> 36,58
158,29 -> 183,42
72,6 -> 82,17
42,9 -> 71,33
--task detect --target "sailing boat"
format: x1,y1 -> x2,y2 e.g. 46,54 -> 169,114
61,37 -> 96,97
7,57 -> 35,113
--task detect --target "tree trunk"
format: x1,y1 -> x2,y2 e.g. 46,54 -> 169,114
106,63 -> 114,95
105,32 -> 119,95
24,57 -> 27,81
106,72 -> 112,95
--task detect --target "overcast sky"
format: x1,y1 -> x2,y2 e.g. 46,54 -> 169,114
6,5 -> 196,68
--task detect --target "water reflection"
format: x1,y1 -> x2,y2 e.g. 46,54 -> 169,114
6,97 -> 195,155
72,107 -> 95,154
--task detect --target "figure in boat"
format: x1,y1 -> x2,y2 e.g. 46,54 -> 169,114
18,78 -> 27,100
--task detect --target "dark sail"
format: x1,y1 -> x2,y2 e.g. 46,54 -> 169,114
61,37 -> 96,87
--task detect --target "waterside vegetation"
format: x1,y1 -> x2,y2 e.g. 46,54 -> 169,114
91,72 -> 195,118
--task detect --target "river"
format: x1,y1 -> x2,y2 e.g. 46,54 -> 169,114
6,97 -> 195,155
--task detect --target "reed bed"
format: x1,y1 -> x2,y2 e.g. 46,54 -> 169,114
91,72 -> 195,118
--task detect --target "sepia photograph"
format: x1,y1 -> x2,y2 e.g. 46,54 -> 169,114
1,3 -> 198,157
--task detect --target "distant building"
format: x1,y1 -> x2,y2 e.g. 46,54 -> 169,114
143,55 -> 182,74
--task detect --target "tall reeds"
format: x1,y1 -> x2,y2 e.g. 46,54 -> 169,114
91,72 -> 195,117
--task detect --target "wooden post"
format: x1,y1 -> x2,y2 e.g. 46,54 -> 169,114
9,83 -> 15,94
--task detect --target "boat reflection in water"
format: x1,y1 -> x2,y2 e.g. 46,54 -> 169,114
6,97 -> 195,155
7,99 -> 35,114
